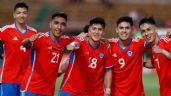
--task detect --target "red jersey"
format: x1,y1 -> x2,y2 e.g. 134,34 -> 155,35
150,36 -> 171,96
109,38 -> 146,96
61,38 -> 113,96
21,32 -> 74,95
0,23 -> 37,84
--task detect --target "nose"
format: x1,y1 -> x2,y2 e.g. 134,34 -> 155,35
122,28 -> 127,33
57,24 -> 61,29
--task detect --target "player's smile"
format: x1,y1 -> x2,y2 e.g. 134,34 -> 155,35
140,23 -> 157,43
89,24 -> 104,42
14,8 -> 28,24
121,32 -> 129,38
50,16 -> 66,38
117,22 -> 132,41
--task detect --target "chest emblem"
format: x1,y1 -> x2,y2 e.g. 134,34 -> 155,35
127,50 -> 133,56
99,53 -> 104,59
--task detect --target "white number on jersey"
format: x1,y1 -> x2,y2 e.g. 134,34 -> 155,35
155,58 -> 160,69
51,52 -> 60,63
118,58 -> 125,68
89,58 -> 97,68
20,45 -> 26,52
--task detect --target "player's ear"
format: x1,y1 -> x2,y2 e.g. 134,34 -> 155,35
116,28 -> 118,34
102,28 -> 105,36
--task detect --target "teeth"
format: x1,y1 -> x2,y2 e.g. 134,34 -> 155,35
122,34 -> 127,37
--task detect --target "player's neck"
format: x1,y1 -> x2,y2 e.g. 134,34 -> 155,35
153,35 -> 160,46
50,33 -> 60,42
15,22 -> 26,33
119,38 -> 132,48
88,38 -> 100,48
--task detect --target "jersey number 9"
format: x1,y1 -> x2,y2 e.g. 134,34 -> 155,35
118,58 -> 125,68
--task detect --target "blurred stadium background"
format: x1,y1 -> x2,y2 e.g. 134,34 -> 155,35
1,0 -> 171,95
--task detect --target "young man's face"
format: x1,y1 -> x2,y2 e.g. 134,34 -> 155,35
50,16 -> 66,37
116,22 -> 133,41
13,8 -> 28,24
88,24 -> 104,42
140,23 -> 157,43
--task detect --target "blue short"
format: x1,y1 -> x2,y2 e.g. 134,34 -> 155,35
59,90 -> 73,96
20,91 -> 52,96
0,83 -> 21,96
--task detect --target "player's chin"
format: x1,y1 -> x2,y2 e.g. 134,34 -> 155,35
54,34 -> 61,37
92,38 -> 101,42
146,39 -> 153,43
54,33 -> 62,37
120,37 -> 129,41
18,20 -> 25,24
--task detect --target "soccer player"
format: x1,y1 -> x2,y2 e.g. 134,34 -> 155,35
139,17 -> 171,96
58,24 -> 90,74
0,2 -> 37,96
60,17 -> 113,96
109,16 -> 147,96
20,11 -> 74,96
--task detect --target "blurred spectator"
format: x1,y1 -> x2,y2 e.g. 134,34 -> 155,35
128,10 -> 145,28
165,19 -> 171,28
101,0 -> 116,8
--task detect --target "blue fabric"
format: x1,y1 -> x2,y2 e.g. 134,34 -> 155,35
0,83 -> 21,96
69,52 -> 75,65
59,91 -> 73,96
20,91 -> 51,96
30,48 -> 35,65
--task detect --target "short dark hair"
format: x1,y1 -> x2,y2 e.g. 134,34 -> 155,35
14,2 -> 29,11
116,16 -> 133,26
83,24 -> 89,33
89,17 -> 106,28
51,12 -> 67,21
139,17 -> 156,28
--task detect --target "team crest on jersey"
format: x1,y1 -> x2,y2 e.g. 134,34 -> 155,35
127,50 -> 133,56
99,53 -> 104,58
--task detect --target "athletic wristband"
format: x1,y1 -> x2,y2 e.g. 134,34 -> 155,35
105,88 -> 111,94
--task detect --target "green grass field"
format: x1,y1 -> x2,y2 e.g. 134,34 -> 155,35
143,73 -> 159,96
54,73 -> 159,96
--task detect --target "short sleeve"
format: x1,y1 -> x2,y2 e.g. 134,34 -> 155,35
104,45 -> 114,70
32,35 -> 42,49
166,38 -> 171,53
0,28 -> 6,42
135,38 -> 147,53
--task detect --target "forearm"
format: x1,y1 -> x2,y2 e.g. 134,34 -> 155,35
58,58 -> 69,74
22,38 -> 32,49
104,69 -> 112,95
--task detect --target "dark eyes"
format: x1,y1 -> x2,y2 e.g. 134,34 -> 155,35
54,21 -> 66,26
119,27 -> 130,29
